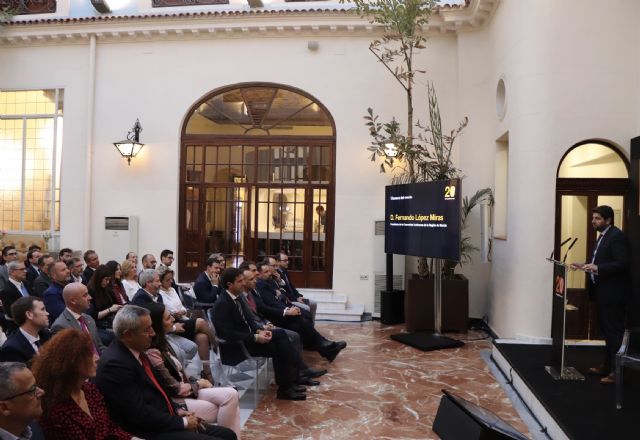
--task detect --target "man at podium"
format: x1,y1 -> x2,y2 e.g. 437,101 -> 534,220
572,205 -> 631,384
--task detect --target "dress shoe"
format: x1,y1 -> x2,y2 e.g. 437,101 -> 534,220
318,340 -> 334,349
323,343 -> 346,362
277,388 -> 306,401
588,366 -> 609,376
332,341 -> 347,350
600,374 -> 616,385
296,377 -> 321,386
300,367 -> 327,378
292,384 -> 307,393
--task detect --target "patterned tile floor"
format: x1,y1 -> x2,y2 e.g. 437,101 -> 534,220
241,321 -> 530,439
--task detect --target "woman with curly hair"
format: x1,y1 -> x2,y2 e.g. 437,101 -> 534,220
143,303 -> 241,440
88,264 -> 123,345
31,328 -> 137,440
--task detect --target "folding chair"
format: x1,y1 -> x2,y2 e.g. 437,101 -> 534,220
615,327 -> 640,409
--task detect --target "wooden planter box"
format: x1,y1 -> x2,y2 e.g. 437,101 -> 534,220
404,275 -> 469,332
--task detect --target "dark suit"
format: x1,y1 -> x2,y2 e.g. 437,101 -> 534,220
255,279 -> 324,349
131,288 -> 164,307
26,265 -> 39,291
42,282 -> 66,323
51,308 -> 106,353
277,268 -> 302,302
0,280 -> 32,319
96,339 -> 235,440
193,272 -> 219,304
0,328 -> 51,365
212,290 -> 297,387
588,225 -> 631,369
32,272 -> 51,298
82,266 -> 95,285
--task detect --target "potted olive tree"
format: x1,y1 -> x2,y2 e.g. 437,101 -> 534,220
346,0 -> 492,331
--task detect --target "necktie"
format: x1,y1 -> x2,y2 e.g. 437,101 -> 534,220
33,339 -> 41,352
20,284 -> 29,297
245,292 -> 257,313
139,353 -> 175,415
235,299 -> 252,333
78,316 -> 100,357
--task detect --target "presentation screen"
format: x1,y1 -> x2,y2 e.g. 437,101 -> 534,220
385,179 -> 461,260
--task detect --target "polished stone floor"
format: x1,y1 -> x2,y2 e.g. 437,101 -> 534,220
242,321 -> 530,439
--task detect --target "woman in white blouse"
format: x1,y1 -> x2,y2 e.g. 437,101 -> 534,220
157,264 -> 218,382
121,259 -> 141,299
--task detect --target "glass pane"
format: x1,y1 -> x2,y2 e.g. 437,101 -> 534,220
0,119 -> 24,230
558,143 -> 628,178
561,195 -> 588,289
185,86 -> 333,136
597,195 -> 624,231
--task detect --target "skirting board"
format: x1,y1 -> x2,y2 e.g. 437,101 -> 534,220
491,344 -> 569,440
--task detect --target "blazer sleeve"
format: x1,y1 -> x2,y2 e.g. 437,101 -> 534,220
96,352 -> 184,434
193,275 -> 217,303
146,349 -> 184,397
43,291 -> 65,323
597,231 -> 631,278
212,299 -> 255,344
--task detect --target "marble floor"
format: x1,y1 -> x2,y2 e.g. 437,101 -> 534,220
241,321 -> 530,439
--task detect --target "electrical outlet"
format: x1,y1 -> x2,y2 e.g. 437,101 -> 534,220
359,274 -> 369,281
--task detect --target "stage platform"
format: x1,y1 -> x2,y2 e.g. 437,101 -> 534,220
492,341 -> 640,440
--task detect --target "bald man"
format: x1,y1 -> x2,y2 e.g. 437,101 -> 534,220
50,282 -> 105,354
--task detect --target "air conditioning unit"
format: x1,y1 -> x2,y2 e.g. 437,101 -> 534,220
102,216 -> 139,263
372,220 -> 405,317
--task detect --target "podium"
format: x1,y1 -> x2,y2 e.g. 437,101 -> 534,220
545,258 -> 585,381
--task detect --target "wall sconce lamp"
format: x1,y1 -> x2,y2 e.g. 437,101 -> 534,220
113,119 -> 144,166
384,142 -> 398,157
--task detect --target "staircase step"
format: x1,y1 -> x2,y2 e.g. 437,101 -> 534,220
298,289 -> 334,301
316,304 -> 364,322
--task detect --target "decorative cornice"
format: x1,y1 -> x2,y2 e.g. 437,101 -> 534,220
0,0 -> 498,46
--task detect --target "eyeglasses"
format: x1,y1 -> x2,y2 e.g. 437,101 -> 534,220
6,252 -> 17,256
3,384 -> 41,400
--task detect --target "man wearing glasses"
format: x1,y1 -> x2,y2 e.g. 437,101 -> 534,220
0,247 -> 19,292
0,362 -> 45,440
0,262 -> 33,334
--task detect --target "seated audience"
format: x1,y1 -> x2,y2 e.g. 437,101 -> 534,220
25,248 -> 42,290
0,297 -> 51,365
141,254 -> 158,270
67,257 -> 84,283
212,268 -> 305,400
0,362 -> 45,440
255,261 -> 346,362
273,253 -> 317,320
82,250 -> 100,285
126,252 -> 138,266
96,305 -> 236,440
88,265 -> 123,346
136,269 -> 216,382
32,255 -> 55,298
32,329 -> 136,440
0,246 -> 18,291
1,261 -> 33,333
193,257 -> 221,304
58,248 -> 73,264
106,260 -> 131,303
121,259 -> 141,300
42,262 -> 70,323
51,283 -> 105,355
144,303 -> 241,439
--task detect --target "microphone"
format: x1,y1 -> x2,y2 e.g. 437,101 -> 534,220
562,237 -> 579,263
549,237 -> 572,260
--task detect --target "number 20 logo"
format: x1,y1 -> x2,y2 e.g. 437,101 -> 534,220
444,185 -> 456,199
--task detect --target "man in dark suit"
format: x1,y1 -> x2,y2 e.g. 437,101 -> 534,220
193,257 -> 221,304
32,255 -> 55,298
25,249 -> 41,290
96,304 -> 235,440
0,261 -> 33,333
0,246 -> 18,292
572,205 -> 631,384
213,268 -> 307,400
51,282 -> 105,354
0,362 -> 46,440
131,269 -> 164,306
82,249 -> 100,285
274,253 -> 317,320
0,296 -> 51,365
42,261 -> 70,324
255,262 -> 346,362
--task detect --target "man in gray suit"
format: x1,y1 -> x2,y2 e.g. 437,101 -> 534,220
51,282 -> 105,354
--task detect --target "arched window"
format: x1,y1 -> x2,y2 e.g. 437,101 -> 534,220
179,83 -> 336,288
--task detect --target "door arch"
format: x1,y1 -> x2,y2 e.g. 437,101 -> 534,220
554,140 -> 630,340
178,83 -> 336,288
